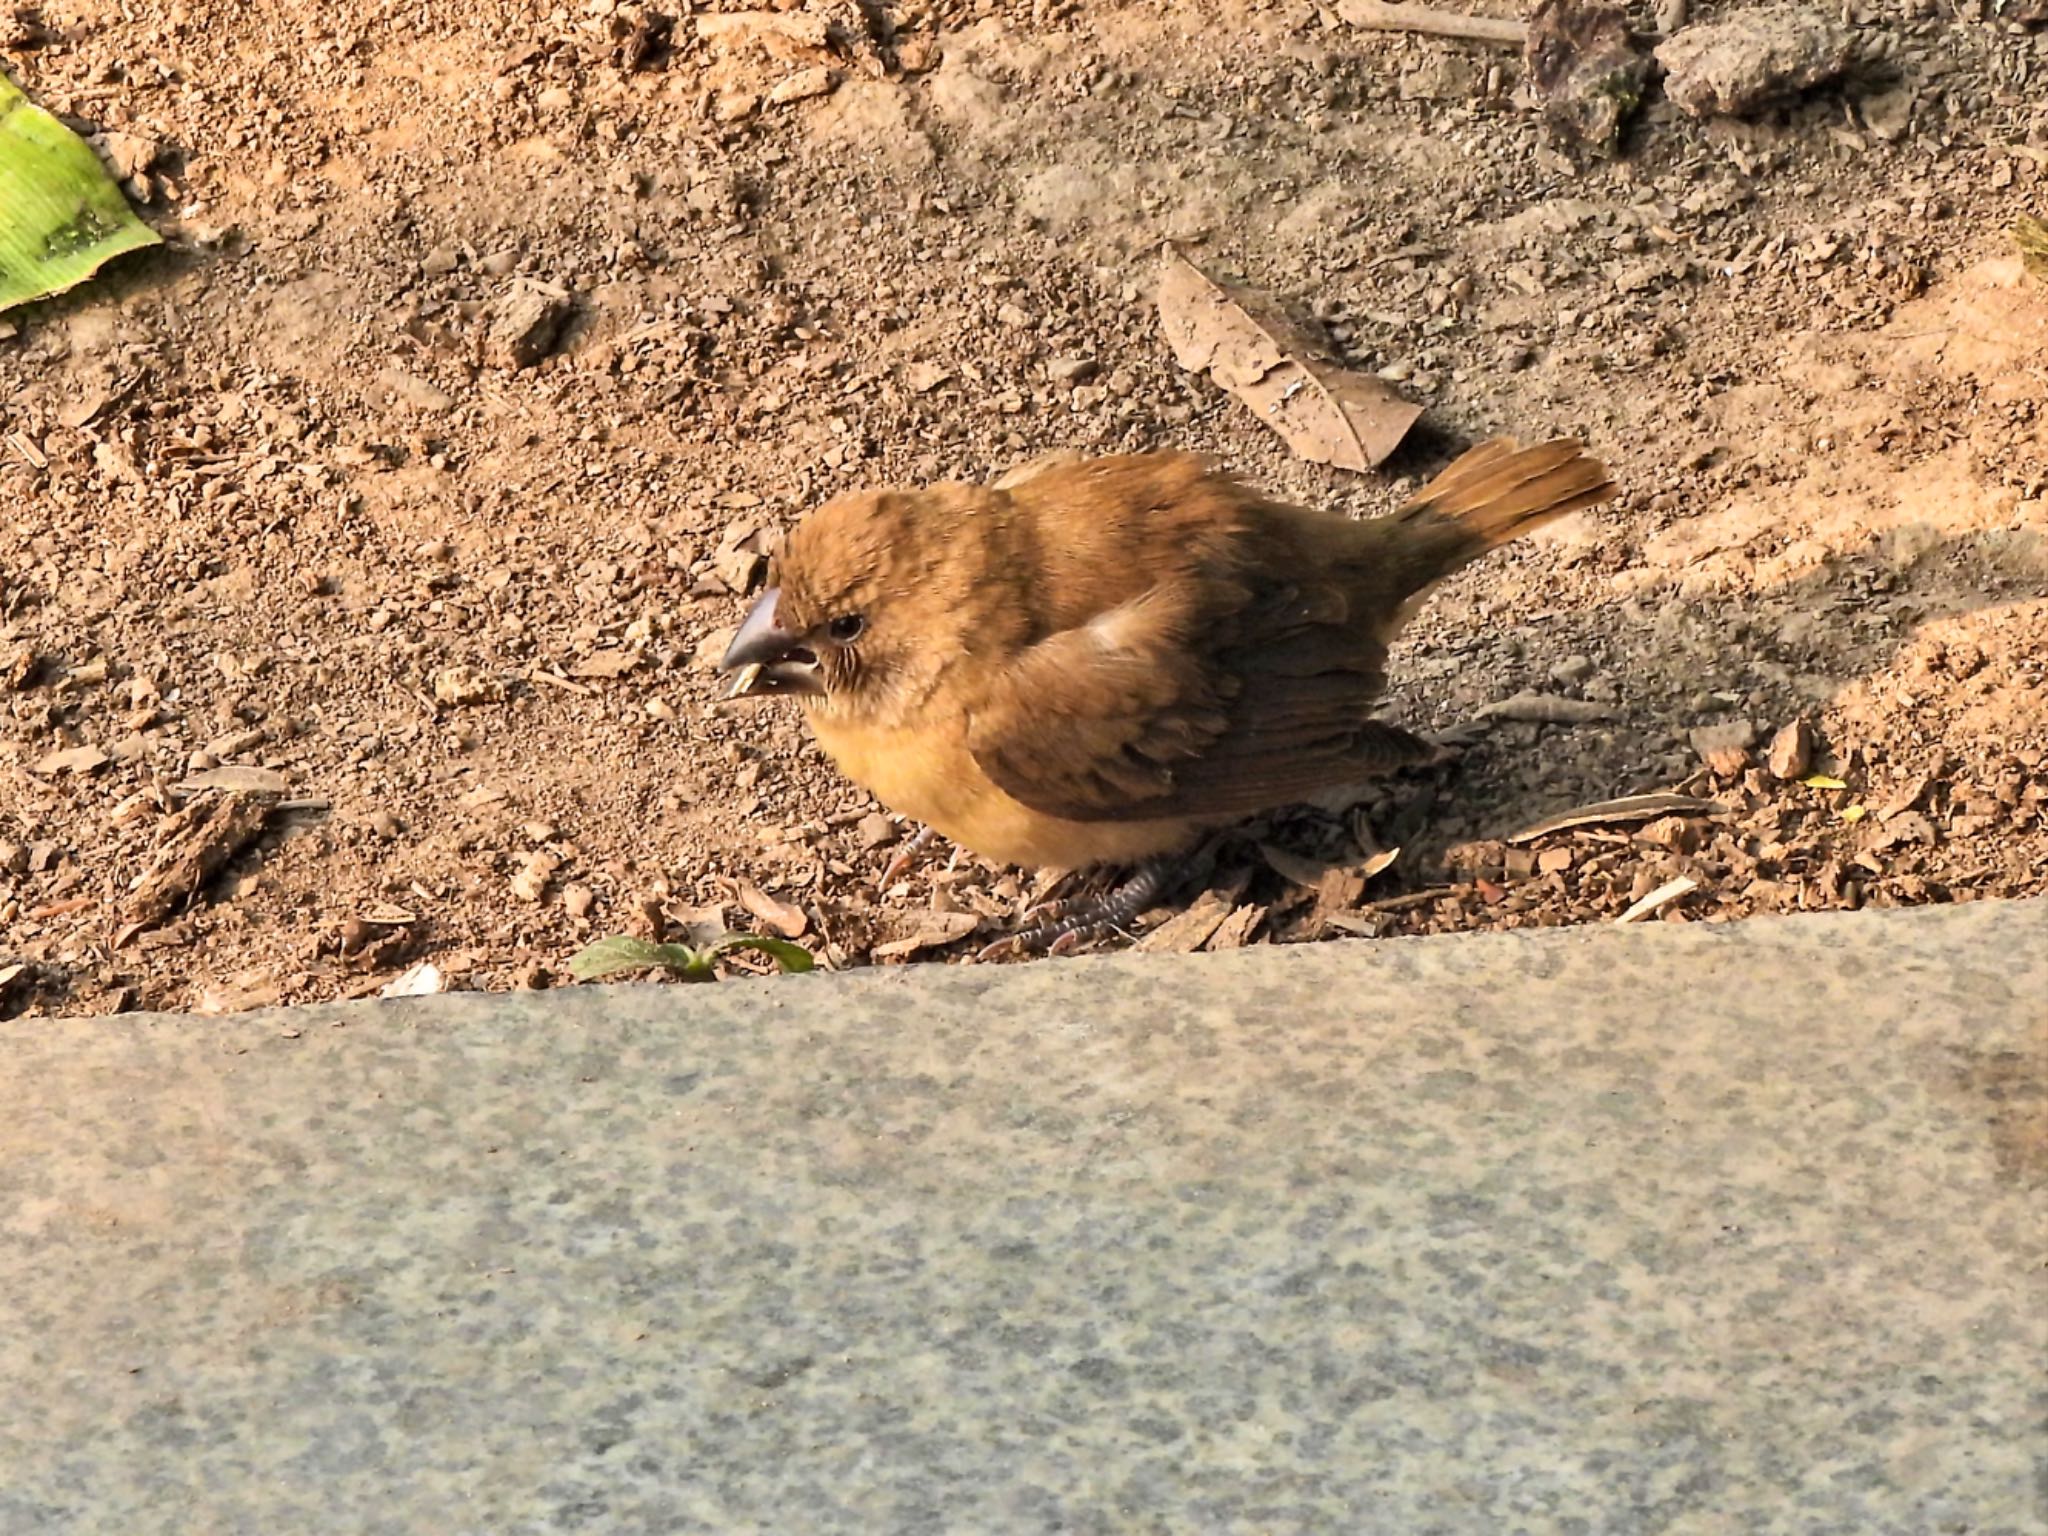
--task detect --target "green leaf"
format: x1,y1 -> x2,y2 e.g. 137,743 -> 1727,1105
567,935 -> 714,982
707,932 -> 816,973
1,69 -> 163,313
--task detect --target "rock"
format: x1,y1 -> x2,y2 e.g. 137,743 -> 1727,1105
1690,719 -> 1758,777
486,284 -> 573,370
562,883 -> 595,919
768,67 -> 836,106
714,546 -> 765,595
369,809 -> 403,840
433,666 -> 506,706
1524,0 -> 1652,158
94,130 -> 159,184
1549,654 -> 1596,687
1766,719 -> 1817,781
1047,356 -> 1099,385
713,89 -> 762,123
1655,6 -> 1861,119
856,813 -> 900,850
511,850 -> 560,904
421,245 -> 461,277
3,644 -> 37,689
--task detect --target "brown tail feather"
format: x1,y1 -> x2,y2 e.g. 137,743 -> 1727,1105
1362,438 -> 1617,634
1400,436 -> 1616,553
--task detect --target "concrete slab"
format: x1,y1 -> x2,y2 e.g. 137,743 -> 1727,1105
2,902 -> 2043,1534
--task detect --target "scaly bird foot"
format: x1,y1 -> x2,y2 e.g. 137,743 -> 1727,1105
879,823 -> 942,887
976,852 -> 1209,960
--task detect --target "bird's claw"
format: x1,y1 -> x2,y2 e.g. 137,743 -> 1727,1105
879,824 -> 940,887
975,857 -> 1180,961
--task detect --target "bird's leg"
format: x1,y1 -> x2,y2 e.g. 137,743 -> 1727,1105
879,824 -> 941,887
977,855 -> 1189,961
1418,719 -> 1493,767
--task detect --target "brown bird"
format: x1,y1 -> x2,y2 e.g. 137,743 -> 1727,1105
719,438 -> 1616,947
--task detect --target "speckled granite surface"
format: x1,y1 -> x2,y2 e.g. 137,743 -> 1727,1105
2,902 -> 2043,1535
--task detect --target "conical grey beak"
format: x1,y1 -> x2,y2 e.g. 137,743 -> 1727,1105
717,587 -> 824,698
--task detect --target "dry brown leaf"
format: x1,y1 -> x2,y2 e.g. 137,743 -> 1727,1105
738,881 -> 809,939
1258,843 -> 1332,888
1156,245 -> 1421,471
1359,846 -> 1402,880
872,910 -> 980,959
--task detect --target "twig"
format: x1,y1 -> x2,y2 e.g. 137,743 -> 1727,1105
1363,884 -> 1459,913
1337,0 -> 1527,45
1507,793 -> 1726,845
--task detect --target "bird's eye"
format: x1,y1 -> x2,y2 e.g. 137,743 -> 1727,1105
826,614 -> 865,643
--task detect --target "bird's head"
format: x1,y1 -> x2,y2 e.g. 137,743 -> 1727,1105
716,484 -> 1009,722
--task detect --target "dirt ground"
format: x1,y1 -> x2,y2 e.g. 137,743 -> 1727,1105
3,0 -> 2044,1016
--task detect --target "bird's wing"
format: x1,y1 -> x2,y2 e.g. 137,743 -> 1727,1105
964,579 -> 1435,824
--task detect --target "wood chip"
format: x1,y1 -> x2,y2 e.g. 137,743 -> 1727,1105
1135,889 -> 1236,953
1508,793 -> 1725,844
122,792 -> 273,934
1614,874 -> 1698,924
738,881 -> 809,939
1157,245 -> 1421,471
1202,903 -> 1266,951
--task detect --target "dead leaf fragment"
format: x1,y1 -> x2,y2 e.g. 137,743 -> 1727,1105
175,765 -> 289,796
738,882 -> 809,939
32,744 -> 109,776
873,910 -> 980,959
1157,245 -> 1421,471
380,961 -> 444,998
570,649 -> 640,680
